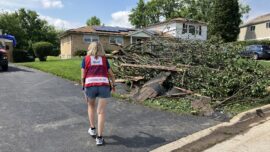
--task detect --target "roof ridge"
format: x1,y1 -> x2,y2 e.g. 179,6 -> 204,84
241,12 -> 270,27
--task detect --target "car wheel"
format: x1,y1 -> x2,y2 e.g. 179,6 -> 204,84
2,64 -> 8,71
253,54 -> 259,60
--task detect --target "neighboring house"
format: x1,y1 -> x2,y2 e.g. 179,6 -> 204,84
129,18 -> 207,41
238,13 -> 270,41
60,26 -> 136,59
60,18 -> 207,59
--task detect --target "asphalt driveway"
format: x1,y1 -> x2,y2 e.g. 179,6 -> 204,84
0,65 -> 219,152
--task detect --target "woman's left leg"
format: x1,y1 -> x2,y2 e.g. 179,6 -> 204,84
87,98 -> 96,128
97,98 -> 107,137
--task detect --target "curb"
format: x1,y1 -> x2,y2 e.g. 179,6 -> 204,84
151,104 -> 270,152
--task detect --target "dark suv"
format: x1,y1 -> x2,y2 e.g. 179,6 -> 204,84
240,45 -> 270,60
0,44 -> 8,71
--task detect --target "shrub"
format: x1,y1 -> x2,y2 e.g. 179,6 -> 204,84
50,49 -> 60,56
13,49 -> 35,63
74,50 -> 87,57
33,42 -> 53,61
234,40 -> 270,46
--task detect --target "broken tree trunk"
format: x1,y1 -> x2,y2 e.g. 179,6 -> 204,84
161,86 -> 193,98
115,76 -> 144,83
133,72 -> 171,102
120,64 -> 184,72
171,87 -> 194,94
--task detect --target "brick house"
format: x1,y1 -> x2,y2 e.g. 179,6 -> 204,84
60,18 -> 207,59
60,26 -> 136,59
238,13 -> 270,41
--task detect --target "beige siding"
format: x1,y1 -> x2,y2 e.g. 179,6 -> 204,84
60,36 -> 72,59
61,33 -> 131,59
70,34 -> 89,55
70,34 -> 130,55
238,22 -> 270,41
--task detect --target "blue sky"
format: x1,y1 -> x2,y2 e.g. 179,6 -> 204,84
0,0 -> 269,29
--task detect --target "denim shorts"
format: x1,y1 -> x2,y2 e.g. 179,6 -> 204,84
85,86 -> 111,99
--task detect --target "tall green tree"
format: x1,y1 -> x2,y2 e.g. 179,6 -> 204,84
129,0 -> 148,28
86,16 -> 101,26
0,12 -> 27,47
208,0 -> 241,42
180,0 -> 249,22
157,0 -> 182,19
129,0 -> 249,29
145,0 -> 161,24
0,8 -> 59,49
180,0 -> 213,22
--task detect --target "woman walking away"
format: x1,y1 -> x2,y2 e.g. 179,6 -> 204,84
81,42 -> 116,146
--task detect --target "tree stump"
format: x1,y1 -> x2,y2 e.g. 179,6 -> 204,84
133,72 -> 171,102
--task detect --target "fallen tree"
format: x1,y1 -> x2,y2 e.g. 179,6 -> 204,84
111,38 -> 270,108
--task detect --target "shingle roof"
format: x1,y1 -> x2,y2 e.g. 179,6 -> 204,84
128,29 -> 173,38
240,13 -> 270,27
60,26 -> 136,38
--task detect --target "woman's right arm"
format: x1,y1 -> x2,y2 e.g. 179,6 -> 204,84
81,68 -> 85,87
81,58 -> 85,87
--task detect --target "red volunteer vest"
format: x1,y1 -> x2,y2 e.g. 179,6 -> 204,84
84,56 -> 109,87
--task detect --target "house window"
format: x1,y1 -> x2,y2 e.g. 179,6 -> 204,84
83,35 -> 99,43
182,23 -> 188,34
266,22 -> 270,28
109,36 -> 124,45
196,26 -> 202,35
189,25 -> 195,35
249,26 -> 255,31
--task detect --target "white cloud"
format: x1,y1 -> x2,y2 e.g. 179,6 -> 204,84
0,8 -> 15,14
0,0 -> 63,9
0,8 -> 79,30
41,0 -> 63,9
40,15 -> 81,29
108,11 -> 133,28
0,0 -> 38,9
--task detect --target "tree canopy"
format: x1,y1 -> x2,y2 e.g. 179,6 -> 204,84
129,0 -> 148,28
129,0 -> 250,25
0,8 -> 60,49
86,16 -> 101,26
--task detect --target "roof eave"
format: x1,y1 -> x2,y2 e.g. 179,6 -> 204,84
60,31 -> 131,39
240,20 -> 270,28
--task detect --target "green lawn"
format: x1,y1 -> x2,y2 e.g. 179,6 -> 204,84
259,60 -> 270,68
18,56 -> 82,83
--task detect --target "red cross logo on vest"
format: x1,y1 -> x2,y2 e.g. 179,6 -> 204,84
84,56 -> 109,87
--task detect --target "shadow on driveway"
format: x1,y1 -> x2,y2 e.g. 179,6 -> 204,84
0,66 -> 33,73
106,132 -> 166,148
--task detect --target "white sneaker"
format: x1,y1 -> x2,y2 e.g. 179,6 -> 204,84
88,128 -> 96,137
96,136 -> 105,146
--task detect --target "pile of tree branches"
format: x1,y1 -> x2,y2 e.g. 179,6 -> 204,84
110,38 -> 270,107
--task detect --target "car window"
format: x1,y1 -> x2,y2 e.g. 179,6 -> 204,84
255,46 -> 261,51
248,45 -> 255,51
262,45 -> 270,50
